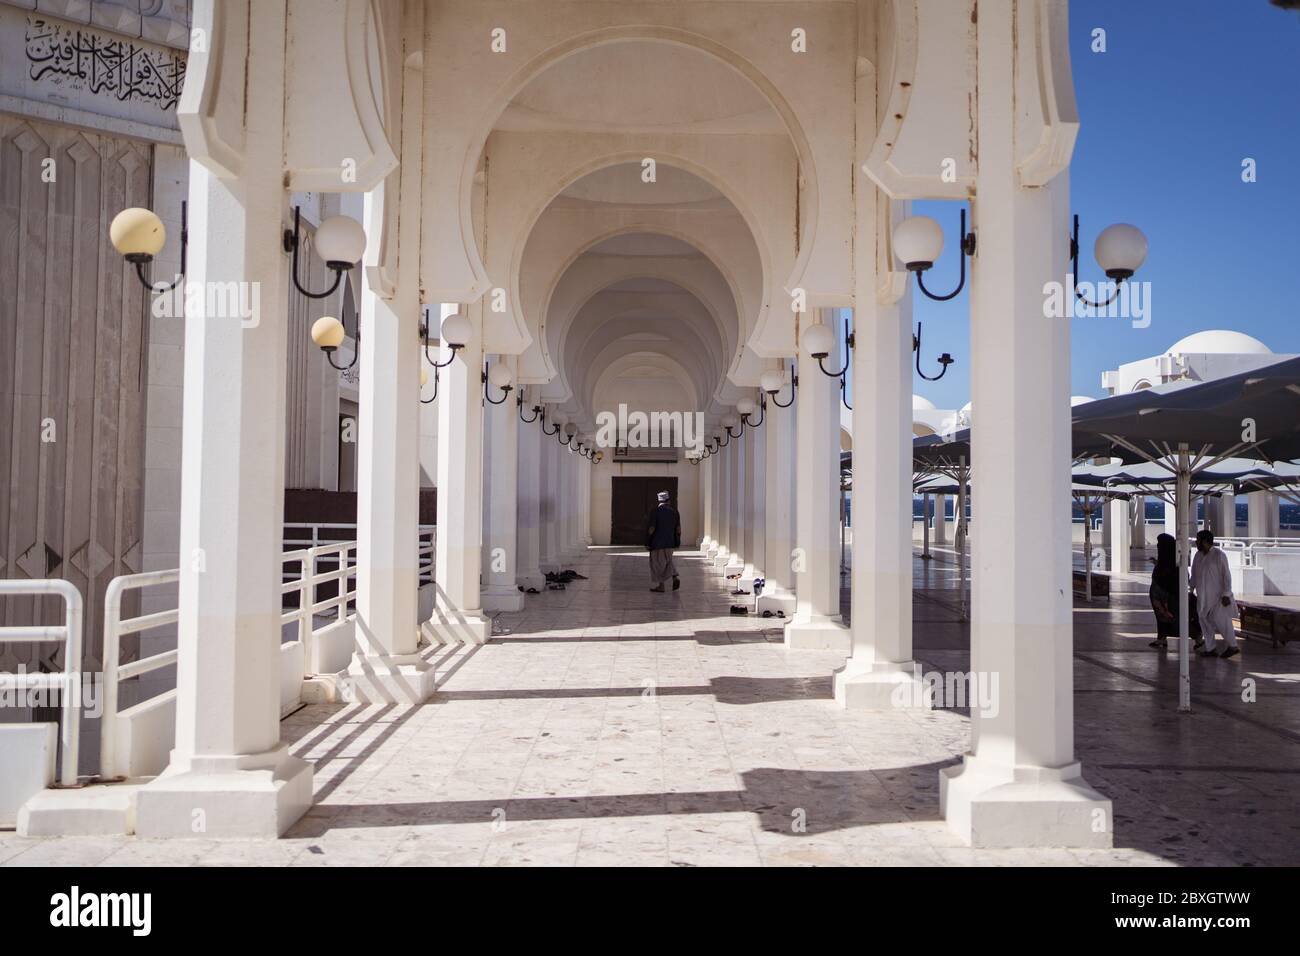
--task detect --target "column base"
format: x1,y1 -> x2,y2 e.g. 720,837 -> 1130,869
482,585 -> 526,612
704,545 -> 719,559
134,744 -> 313,839
516,570 -> 546,591
833,658 -> 934,710
939,756 -> 1113,848
723,557 -> 745,577
422,606 -> 492,645
755,590 -> 796,617
783,615 -> 851,651
345,651 -> 437,705
711,550 -> 731,572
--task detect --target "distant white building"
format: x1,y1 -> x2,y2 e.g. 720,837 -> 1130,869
1101,330 -> 1295,395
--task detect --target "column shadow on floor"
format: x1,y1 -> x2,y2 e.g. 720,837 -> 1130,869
287,761 -> 957,839
428,673 -> 832,706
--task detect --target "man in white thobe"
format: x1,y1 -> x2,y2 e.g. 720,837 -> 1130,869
1191,530 -> 1239,659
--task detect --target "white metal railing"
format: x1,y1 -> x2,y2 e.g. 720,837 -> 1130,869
100,569 -> 180,780
1207,536 -> 1300,568
284,523 -> 436,585
99,540 -> 363,779
98,526 -> 437,778
0,578 -> 83,786
279,541 -> 359,668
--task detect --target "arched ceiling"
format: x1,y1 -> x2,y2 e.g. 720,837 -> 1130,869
495,41 -> 787,136
495,47 -> 785,424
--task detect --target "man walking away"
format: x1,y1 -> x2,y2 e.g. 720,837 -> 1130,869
647,490 -> 681,592
1192,530 -> 1240,659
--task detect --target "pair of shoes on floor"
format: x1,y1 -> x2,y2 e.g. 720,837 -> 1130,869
1220,647 -> 1240,660
1199,647 -> 1219,657
517,586 -> 540,594
760,609 -> 785,619
731,589 -> 750,596
547,583 -> 565,591
729,605 -> 748,614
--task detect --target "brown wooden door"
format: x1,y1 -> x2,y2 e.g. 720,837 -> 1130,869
610,477 -> 678,545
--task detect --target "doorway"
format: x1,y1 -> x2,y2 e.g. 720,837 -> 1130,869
610,477 -> 679,545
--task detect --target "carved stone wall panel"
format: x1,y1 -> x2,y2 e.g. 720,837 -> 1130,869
0,114 -> 150,674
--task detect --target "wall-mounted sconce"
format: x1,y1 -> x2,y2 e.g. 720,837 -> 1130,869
805,318 -> 854,410
913,321 -> 955,382
518,391 -> 542,423
109,202 -> 188,292
893,208 -> 976,302
722,412 -> 744,440
541,409 -> 562,437
737,396 -> 765,429
283,206 -> 366,299
310,310 -> 358,372
560,422 -> 578,447
415,311 -> 471,404
760,365 -> 795,409
483,361 -> 514,405
1070,215 -> 1148,308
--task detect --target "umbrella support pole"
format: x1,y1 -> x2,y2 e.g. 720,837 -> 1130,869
922,494 -> 931,560
1178,444 -> 1192,713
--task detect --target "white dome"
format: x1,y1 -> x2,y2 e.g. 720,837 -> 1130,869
1070,395 -> 1095,407
912,394 -> 936,411
1168,330 -> 1271,356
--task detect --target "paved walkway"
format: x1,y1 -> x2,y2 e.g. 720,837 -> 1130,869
3,544 -> 1298,866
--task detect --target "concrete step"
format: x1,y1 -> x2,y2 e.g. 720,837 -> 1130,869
18,779 -> 149,836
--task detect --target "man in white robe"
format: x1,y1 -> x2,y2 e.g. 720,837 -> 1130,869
1191,530 -> 1239,659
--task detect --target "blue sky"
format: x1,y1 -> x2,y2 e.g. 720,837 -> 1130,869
907,0 -> 1300,411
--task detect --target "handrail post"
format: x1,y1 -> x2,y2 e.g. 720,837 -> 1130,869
59,581 -> 83,787
300,549 -> 316,674
100,578 -> 123,780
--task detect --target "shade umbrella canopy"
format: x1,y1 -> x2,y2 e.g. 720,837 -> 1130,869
1071,356 -> 1300,464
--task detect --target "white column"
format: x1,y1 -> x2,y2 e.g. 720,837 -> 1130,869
1163,499 -> 1177,537
424,303 -> 491,644
349,173 -> 434,703
1133,494 -> 1147,550
933,493 -> 948,544
759,378 -> 797,613
482,357 -> 526,611
515,395 -> 545,590
724,437 -> 745,575
785,311 -> 850,651
1248,490 -> 1276,538
835,173 -> 926,706
1109,498 -> 1131,575
580,454 -> 593,545
700,453 -> 714,550
560,445 -> 579,560
739,425 -> 758,580
712,437 -> 732,570
538,425 -> 558,571
940,0 -> 1110,847
1219,492 -> 1236,537
136,5 -> 311,837
744,415 -> 767,585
